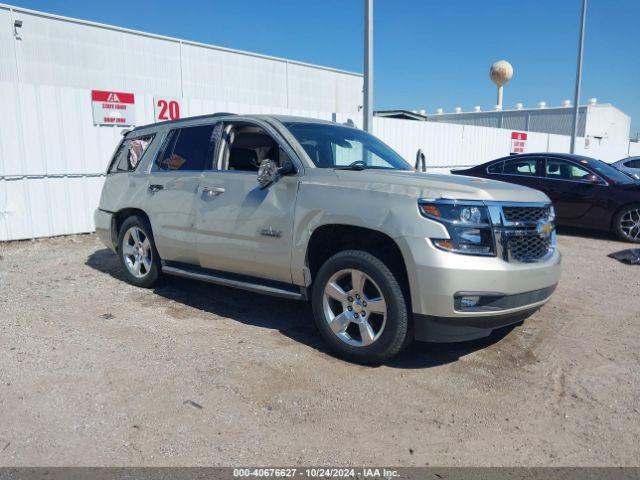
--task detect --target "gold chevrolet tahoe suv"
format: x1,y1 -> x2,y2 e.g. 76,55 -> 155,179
95,113 -> 561,363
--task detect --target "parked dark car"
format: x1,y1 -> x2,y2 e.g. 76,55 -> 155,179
452,153 -> 640,243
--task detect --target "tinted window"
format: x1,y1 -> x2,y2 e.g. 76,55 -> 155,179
283,122 -> 411,170
487,161 -> 504,174
624,159 -> 640,169
545,158 -> 593,181
504,158 -> 538,176
156,125 -> 216,171
574,156 -> 634,185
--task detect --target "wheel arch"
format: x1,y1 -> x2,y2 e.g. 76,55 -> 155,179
112,208 -> 152,251
305,224 -> 412,310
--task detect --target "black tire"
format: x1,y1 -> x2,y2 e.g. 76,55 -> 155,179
311,250 -> 410,364
613,203 -> 640,243
117,215 -> 162,288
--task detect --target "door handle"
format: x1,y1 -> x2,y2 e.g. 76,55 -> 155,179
202,186 -> 225,197
148,184 -> 164,193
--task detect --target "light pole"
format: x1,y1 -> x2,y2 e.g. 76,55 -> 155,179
363,0 -> 373,132
570,0 -> 587,154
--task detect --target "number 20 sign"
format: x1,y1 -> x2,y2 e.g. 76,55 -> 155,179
154,97 -> 183,122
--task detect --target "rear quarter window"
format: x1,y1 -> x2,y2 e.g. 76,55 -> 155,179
487,161 -> 504,174
109,134 -> 155,173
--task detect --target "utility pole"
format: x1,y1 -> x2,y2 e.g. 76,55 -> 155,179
570,0 -> 587,154
363,0 -> 373,132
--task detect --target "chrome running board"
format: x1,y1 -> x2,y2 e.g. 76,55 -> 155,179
162,265 -> 305,301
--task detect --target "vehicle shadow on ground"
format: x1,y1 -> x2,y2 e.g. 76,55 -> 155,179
86,248 -> 515,369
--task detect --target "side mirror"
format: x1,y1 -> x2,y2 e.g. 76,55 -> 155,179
257,151 -> 296,189
584,173 -> 602,184
257,159 -> 278,189
415,149 -> 426,172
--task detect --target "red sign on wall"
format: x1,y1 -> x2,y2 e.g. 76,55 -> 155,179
91,90 -> 136,126
154,97 -> 182,122
511,131 -> 527,154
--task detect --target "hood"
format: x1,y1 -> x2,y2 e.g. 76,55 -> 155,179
332,170 -> 551,203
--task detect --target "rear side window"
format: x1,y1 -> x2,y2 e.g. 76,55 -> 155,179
624,159 -> 640,169
504,158 -> 538,176
487,161 -> 504,174
156,124 -> 216,171
109,135 -> 154,173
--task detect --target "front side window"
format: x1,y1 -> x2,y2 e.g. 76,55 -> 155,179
573,156 -> 633,185
220,123 -> 287,172
283,122 -> 411,170
504,158 -> 538,176
545,158 -> 599,182
156,124 -> 216,171
109,134 -> 154,173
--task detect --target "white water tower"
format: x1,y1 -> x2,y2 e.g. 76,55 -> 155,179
490,60 -> 513,110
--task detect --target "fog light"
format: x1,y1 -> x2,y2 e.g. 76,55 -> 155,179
460,295 -> 481,309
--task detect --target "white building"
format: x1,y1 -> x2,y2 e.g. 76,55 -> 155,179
0,3 -> 363,241
377,100 -> 632,144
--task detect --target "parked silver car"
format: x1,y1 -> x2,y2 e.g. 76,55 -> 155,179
95,113 -> 561,363
612,157 -> 640,180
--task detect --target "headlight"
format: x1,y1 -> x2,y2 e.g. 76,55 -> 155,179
418,200 -> 495,256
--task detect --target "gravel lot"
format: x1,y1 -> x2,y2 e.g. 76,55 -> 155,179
1,231 -> 639,466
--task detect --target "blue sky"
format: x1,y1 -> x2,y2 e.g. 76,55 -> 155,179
9,0 -> 640,136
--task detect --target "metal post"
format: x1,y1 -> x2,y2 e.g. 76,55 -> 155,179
570,0 -> 587,154
497,86 -> 503,110
363,0 -> 373,132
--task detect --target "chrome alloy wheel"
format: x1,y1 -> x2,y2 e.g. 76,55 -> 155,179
322,268 -> 387,347
122,226 -> 152,278
620,208 -> 640,241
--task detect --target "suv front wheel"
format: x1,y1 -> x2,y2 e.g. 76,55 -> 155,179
311,250 -> 410,364
117,215 -> 161,288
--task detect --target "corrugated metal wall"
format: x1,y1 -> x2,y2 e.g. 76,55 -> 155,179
0,4 -> 362,241
427,107 -> 589,138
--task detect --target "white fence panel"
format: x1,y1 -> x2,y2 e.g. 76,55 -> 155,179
0,176 -> 104,240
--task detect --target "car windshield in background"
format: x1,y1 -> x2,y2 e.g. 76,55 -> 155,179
283,122 -> 412,170
580,156 -> 636,185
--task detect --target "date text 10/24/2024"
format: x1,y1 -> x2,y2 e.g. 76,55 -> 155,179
233,468 -> 400,478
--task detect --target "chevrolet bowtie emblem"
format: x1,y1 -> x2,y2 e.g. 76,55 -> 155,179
537,221 -> 553,238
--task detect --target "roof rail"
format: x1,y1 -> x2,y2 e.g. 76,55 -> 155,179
132,112 -> 237,131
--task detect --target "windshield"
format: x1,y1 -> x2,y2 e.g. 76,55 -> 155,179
283,122 -> 412,170
578,156 -> 636,185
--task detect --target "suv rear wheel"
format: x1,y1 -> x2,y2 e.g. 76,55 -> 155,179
118,215 -> 161,288
311,250 -> 410,364
614,204 -> 640,243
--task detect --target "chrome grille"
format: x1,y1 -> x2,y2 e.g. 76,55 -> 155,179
502,206 -> 550,223
505,233 -> 551,262
490,203 -> 555,263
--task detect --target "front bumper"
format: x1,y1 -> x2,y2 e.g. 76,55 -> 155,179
94,208 -> 116,252
396,235 -> 561,342
413,288 -> 554,342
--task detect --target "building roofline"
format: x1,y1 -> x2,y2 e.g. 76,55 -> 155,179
0,3 -> 363,78
424,103 -> 629,117
374,110 -> 428,120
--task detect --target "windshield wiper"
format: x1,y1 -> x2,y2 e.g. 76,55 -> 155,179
334,164 -> 367,171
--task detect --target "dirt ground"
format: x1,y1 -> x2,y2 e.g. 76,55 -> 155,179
1,231 -> 639,466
